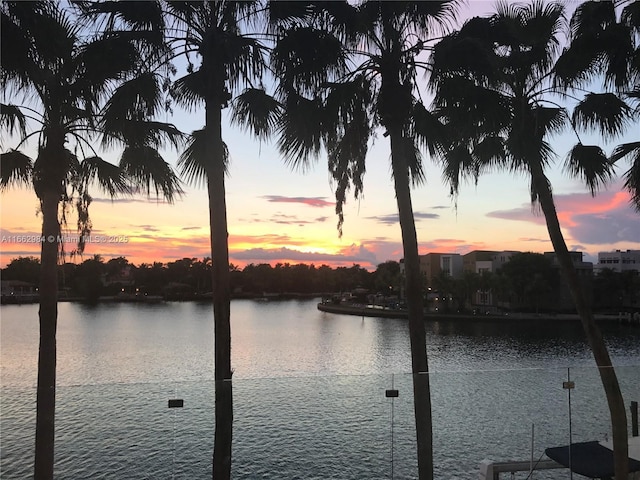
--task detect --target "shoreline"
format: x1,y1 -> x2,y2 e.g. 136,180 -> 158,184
316,301 -> 640,324
2,295 -> 638,325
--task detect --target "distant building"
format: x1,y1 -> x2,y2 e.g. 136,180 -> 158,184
463,251 -> 500,311
491,251 -> 521,271
1,280 -> 38,304
462,250 -> 497,273
419,252 -> 463,286
595,250 -> 640,274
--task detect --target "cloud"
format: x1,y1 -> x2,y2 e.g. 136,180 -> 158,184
486,190 -> 640,246
571,211 -> 640,244
129,224 -> 160,233
181,226 -> 202,231
262,195 -> 334,207
230,245 -> 379,268
231,233 -> 303,246
242,213 -> 330,226
92,197 -> 173,205
486,206 -> 544,224
369,211 -> 440,225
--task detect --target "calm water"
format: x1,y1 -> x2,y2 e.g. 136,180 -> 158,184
1,299 -> 639,479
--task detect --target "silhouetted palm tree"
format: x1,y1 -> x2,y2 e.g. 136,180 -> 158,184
555,0 -> 640,210
271,2 -> 459,478
0,2 -> 181,477
431,2 -> 632,477
84,1 -> 280,477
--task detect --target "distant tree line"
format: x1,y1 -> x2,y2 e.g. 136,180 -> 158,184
1,255 -> 399,301
3,253 -> 637,311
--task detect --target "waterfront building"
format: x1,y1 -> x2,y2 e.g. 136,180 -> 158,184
595,249 -> 640,274
462,250 -> 497,273
418,252 -> 463,287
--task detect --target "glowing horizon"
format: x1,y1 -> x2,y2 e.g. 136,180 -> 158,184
1,1 -> 638,271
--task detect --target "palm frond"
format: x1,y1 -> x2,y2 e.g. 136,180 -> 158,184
569,0 -> 616,39
0,104 -> 27,139
221,35 -> 269,93
609,139 -> 640,211
82,0 -> 165,31
572,93 -> 632,140
429,19 -> 498,87
472,135 -> 509,172
102,118 -> 183,151
178,129 -> 229,187
0,149 -> 33,190
231,88 -> 282,141
610,141 -> 640,164
327,115 -> 370,237
0,8 -> 41,89
170,71 -> 206,111
564,143 -> 614,194
534,106 -> 568,137
599,22 -> 635,90
440,144 -> 476,197
517,1 -> 566,79
76,34 -> 141,97
621,1 -> 640,34
267,1 -> 314,27
622,155 -> 640,212
403,137 -> 425,187
119,146 -> 183,202
553,34 -> 602,87
412,103 -> 448,159
276,94 -> 326,168
79,156 -> 130,197
560,1 -> 635,90
434,77 -> 511,139
102,72 -> 163,123
272,27 -> 348,96
323,76 -> 374,131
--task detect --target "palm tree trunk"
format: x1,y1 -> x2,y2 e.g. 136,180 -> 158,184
530,163 -> 629,480
34,189 -> 60,480
390,132 -> 433,480
206,103 -> 233,480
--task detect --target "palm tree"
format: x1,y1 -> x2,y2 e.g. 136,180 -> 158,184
84,2 -> 279,477
430,2 -> 632,478
554,0 -> 640,210
270,2 -> 459,478
0,2 -> 181,478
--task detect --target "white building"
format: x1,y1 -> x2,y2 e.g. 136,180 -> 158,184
595,250 -> 640,273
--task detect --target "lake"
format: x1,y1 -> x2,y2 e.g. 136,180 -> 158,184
1,299 -> 639,479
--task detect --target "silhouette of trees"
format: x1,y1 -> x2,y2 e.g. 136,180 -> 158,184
2,256 -> 40,285
1,3 -> 181,475
431,2 -> 635,475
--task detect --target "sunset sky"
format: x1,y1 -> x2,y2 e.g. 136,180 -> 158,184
1,1 -> 639,270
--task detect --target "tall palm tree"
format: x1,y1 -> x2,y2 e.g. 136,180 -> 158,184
555,0 -> 640,210
430,2 -> 632,478
0,2 -> 181,478
270,2 -> 459,478
84,2 -> 279,477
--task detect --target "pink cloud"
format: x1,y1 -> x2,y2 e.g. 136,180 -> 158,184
487,190 -> 640,246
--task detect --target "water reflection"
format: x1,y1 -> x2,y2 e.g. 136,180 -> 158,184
1,300 -> 639,479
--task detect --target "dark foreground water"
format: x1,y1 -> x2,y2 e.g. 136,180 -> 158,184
1,299 -> 639,479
